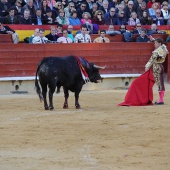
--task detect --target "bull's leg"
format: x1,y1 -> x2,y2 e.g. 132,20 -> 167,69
41,83 -> 49,110
63,87 -> 69,108
48,83 -> 56,110
75,90 -> 81,109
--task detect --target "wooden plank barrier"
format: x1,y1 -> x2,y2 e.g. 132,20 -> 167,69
0,34 -> 13,43
0,43 -> 169,83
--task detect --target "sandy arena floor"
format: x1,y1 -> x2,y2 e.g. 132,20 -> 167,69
0,84 -> 170,170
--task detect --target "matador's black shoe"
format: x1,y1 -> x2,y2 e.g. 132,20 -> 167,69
154,102 -> 164,105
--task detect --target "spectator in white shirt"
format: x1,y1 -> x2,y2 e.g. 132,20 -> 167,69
32,28 -> 48,44
57,29 -> 73,43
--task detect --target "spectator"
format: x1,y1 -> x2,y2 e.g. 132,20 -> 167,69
0,0 -> 11,17
90,3 -> 98,18
136,29 -> 152,42
0,20 -> 19,44
46,8 -> 55,25
46,0 -> 56,10
106,24 -> 121,35
148,2 -> 159,20
132,23 -> 143,34
41,0 -> 52,17
32,28 -> 48,44
29,28 -> 39,43
19,9 -> 32,24
118,25 -> 130,34
93,29 -> 110,43
147,23 -> 166,35
152,9 -> 164,25
133,0 -> 143,13
147,0 -> 160,9
99,0 -> 109,15
121,0 -> 129,7
56,23 -> 63,37
64,2 -> 75,18
61,0 -> 67,8
32,8 -> 48,25
116,3 -> 125,14
124,0 -> 135,21
77,2 -> 87,19
92,10 -> 105,25
53,1 -> 63,18
81,12 -> 92,24
33,0 -> 41,10
22,0 -> 36,18
57,29 -> 73,43
96,0 -> 102,9
69,10 -> 81,26
67,25 -> 74,42
136,1 -> 150,20
128,12 -> 140,26
104,7 -> 118,25
74,24 -> 91,43
117,10 -> 127,25
84,0 -> 93,12
55,9 -> 69,25
140,11 -> 153,25
161,1 -> 170,25
3,7 -> 19,24
45,26 -> 59,42
12,0 -> 23,17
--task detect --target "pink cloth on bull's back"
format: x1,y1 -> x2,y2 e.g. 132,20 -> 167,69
118,69 -> 155,106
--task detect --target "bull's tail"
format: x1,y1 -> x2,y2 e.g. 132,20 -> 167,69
35,61 -> 44,102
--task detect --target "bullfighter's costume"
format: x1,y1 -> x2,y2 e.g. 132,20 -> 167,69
145,44 -> 169,104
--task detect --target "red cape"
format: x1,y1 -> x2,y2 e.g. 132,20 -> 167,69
118,70 -> 155,106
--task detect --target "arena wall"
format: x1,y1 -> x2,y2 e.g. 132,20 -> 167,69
0,43 -> 169,93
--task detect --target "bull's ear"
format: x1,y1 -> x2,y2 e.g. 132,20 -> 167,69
93,65 -> 106,70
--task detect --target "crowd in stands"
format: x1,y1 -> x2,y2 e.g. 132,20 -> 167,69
0,0 -> 170,43
0,0 -> 170,26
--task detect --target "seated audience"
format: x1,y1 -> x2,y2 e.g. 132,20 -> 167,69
74,24 -> 91,43
0,20 -> 19,43
69,10 -> 81,25
128,11 -> 140,26
19,9 -> 32,24
106,25 -> 121,35
45,26 -> 59,42
99,0 -> 109,15
118,25 -> 130,34
57,29 -> 73,43
136,29 -> 152,42
46,8 -> 55,25
104,7 -> 118,25
124,1 -> 135,21
117,10 -> 127,25
140,11 -> 153,25
67,25 -> 74,42
152,9 -> 165,25
0,0 -> 11,17
22,0 -> 36,18
81,12 -> 92,24
29,28 -> 39,43
12,0 -> 23,17
148,2 -> 159,20
64,1 -> 75,18
56,23 -> 63,37
77,2 -> 87,19
55,9 -> 69,25
32,28 -> 48,44
41,0 -> 52,17
3,7 -> 19,24
32,8 -> 48,25
136,1 -> 149,20
93,29 -> 110,43
161,1 -> 170,25
147,23 -> 166,35
90,3 -> 98,18
132,23 -> 143,34
92,10 -> 105,25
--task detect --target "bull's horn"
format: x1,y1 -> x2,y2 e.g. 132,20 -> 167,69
94,65 -> 106,70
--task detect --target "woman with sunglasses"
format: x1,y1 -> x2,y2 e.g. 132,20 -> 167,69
53,2 -> 63,17
92,10 -> 105,25
117,10 -> 127,25
64,2 -> 75,18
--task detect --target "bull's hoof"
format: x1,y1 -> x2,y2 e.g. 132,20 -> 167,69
76,105 -> 81,109
49,106 -> 54,110
63,104 -> 68,109
44,106 -> 49,110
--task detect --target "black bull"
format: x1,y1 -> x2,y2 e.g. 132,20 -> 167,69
35,56 -> 106,110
